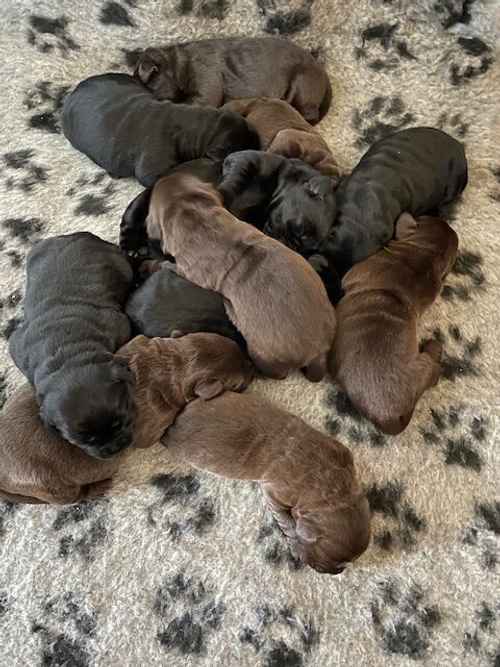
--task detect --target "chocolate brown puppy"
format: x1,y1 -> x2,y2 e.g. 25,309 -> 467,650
117,333 -> 254,449
330,214 -> 459,435
0,384 -> 120,505
134,37 -> 332,124
145,173 -> 337,380
222,97 -> 340,176
162,392 -> 370,574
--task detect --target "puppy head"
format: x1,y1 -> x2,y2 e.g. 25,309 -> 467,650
292,493 -> 371,574
134,48 -> 178,100
178,333 -> 254,400
40,358 -> 136,460
266,174 -> 337,254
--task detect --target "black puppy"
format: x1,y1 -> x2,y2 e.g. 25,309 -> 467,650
62,73 -> 258,187
9,233 -> 135,460
321,127 -> 468,276
126,262 -> 244,347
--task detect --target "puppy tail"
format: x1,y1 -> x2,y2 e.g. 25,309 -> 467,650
302,354 -> 327,382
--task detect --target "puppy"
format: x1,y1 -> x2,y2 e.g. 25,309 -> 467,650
134,37 -> 332,124
222,97 -> 340,176
9,232 -> 135,459
330,214 -> 459,435
62,73 -> 258,187
117,333 -> 254,449
322,127 -> 467,276
144,173 -> 336,380
0,384 -> 121,505
125,261 -> 244,347
162,391 -> 370,574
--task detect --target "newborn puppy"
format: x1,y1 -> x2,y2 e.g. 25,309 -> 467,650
0,384 -> 121,504
223,97 -> 340,176
117,334 -> 254,449
9,232 -> 135,459
322,127 -> 467,276
162,392 -> 370,574
330,214 -> 459,435
134,37 -> 332,124
145,173 -> 336,380
125,261 -> 244,347
62,73 -> 258,187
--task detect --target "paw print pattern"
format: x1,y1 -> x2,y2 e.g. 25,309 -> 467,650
489,167 -> 500,203
367,481 -> 426,551
1,149 -> 49,194
0,288 -> 23,342
65,171 -> 117,218
32,592 -> 97,667
355,22 -> 416,71
434,0 -> 475,29
154,572 -> 225,656
429,324 -> 482,383
256,514 -> 304,571
352,96 -> 415,148
23,81 -> 70,134
100,1 -> 137,28
177,0 -> 230,21
370,578 -> 442,659
26,14 -> 80,57
419,402 -> 492,472
52,500 -> 110,562
239,604 -> 319,665
147,474 -> 217,540
441,250 -> 485,302
463,501 -> 500,571
257,0 -> 313,35
450,37 -> 494,87
437,111 -> 469,139
463,600 -> 500,664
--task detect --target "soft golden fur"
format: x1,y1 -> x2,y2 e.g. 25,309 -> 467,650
330,214 -> 459,434
162,391 -> 370,574
146,173 -> 337,380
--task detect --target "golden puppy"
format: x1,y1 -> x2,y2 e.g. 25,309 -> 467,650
146,173 -> 337,380
162,391 -> 370,574
330,214 -> 459,435
222,97 -> 340,177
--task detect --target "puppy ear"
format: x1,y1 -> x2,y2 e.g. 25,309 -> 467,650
194,378 -> 224,401
295,516 -> 320,544
395,213 -> 417,240
305,176 -> 334,200
119,188 -> 153,252
135,52 -> 160,85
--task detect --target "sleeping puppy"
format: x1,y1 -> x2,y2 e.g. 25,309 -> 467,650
144,173 -> 336,380
62,73 -> 258,187
117,334 -> 254,449
330,214 -> 459,435
134,37 -> 332,124
322,127 -> 467,276
222,97 -> 340,176
162,391 -> 370,574
9,232 -> 135,460
0,384 -> 121,505
125,261 -> 244,347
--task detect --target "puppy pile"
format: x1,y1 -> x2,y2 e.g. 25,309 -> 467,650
3,36 -> 468,576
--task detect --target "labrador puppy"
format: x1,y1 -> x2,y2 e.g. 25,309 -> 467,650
162,391 -> 370,574
222,97 -> 340,176
117,333 -> 254,449
125,261 -> 244,347
322,127 -> 467,276
134,37 -> 332,124
144,173 -> 336,380
9,232 -> 135,460
62,73 -> 258,187
0,384 -> 121,505
330,214 -> 459,435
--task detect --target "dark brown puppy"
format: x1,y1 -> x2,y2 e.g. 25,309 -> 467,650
134,37 -> 332,124
162,391 -> 370,574
146,173 -> 337,380
117,333 -> 253,449
222,97 -> 340,177
330,214 -> 459,435
0,384 -> 120,504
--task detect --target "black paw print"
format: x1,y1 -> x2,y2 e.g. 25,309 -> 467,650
147,474 -> 217,540
442,249 -> 485,301
419,401 -> 490,472
23,81 -> 70,134
430,325 -> 482,382
154,572 -> 225,656
355,22 -> 416,71
371,578 -> 442,659
489,166 -> 500,204
65,171 -> 117,217
437,111 -> 469,139
32,592 -> 97,667
1,149 -> 49,193
463,501 -> 500,571
434,0 -> 475,29
177,0 -> 230,21
26,14 -> 80,56
463,600 -> 500,664
0,288 -> 23,342
367,481 -> 426,551
100,1 -> 137,28
52,500 -> 110,562
240,604 -> 319,665
450,36 -> 493,87
256,513 -> 304,571
257,0 -> 313,35
324,386 -> 389,448
352,96 -> 415,148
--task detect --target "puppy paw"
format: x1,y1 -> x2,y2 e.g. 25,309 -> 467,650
422,339 -> 443,362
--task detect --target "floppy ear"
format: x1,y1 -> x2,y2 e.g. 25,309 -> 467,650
295,516 -> 320,544
134,52 -> 160,85
194,379 -> 224,401
305,175 -> 334,200
395,212 -> 418,240
119,187 -> 153,251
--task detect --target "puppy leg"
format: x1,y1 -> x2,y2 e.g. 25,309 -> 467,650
302,353 -> 327,382
218,150 -> 283,206
262,487 -> 297,540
